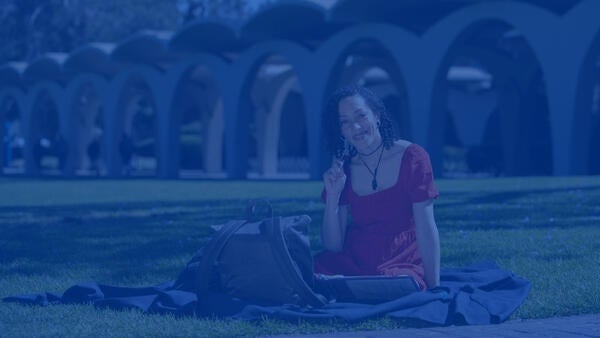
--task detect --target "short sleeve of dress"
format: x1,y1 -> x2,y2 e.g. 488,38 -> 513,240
406,144 -> 439,203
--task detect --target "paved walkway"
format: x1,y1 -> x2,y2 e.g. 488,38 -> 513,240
266,314 -> 600,337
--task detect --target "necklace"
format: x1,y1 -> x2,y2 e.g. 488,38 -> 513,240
358,144 -> 385,191
356,141 -> 383,157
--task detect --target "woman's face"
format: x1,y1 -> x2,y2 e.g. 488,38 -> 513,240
338,94 -> 381,152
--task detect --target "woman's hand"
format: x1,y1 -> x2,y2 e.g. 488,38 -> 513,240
321,158 -> 349,252
323,159 -> 346,198
413,199 -> 440,288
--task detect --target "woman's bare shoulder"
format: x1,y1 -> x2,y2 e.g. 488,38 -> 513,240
379,139 -> 412,162
391,139 -> 412,155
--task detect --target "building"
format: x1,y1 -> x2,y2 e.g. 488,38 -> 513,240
1,0 -> 599,179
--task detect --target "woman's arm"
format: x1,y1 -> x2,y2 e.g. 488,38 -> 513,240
322,202 -> 348,252
321,160 -> 349,252
413,199 -> 440,288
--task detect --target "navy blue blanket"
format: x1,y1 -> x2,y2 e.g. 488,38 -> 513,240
3,258 -> 530,325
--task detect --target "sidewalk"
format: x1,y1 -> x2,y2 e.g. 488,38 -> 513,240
266,314 -> 600,337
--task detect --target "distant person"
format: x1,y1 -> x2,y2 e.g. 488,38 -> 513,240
315,85 -> 440,290
53,133 -> 68,171
6,120 -> 24,166
4,121 -> 11,167
33,137 -> 50,170
119,133 -> 134,175
87,127 -> 103,176
87,139 -> 100,176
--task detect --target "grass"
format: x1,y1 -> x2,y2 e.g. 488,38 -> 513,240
0,176 -> 599,337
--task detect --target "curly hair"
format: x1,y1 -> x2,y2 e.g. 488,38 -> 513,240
322,84 -> 397,159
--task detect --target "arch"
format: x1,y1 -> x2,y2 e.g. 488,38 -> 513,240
565,0 -> 600,174
64,74 -> 109,176
420,2 -> 563,174
165,54 -> 230,178
106,65 -> 165,177
0,87 -> 26,175
25,81 -> 66,176
271,75 -> 308,177
574,24 -> 600,173
446,46 -> 519,177
163,54 -> 230,178
586,60 -> 600,174
205,99 -> 225,175
251,70 -> 306,177
422,2 -> 558,72
427,18 -> 552,177
226,40 -> 313,178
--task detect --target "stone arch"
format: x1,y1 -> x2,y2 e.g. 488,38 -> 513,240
588,61 -> 600,174
259,72 -> 308,178
445,46 -> 516,177
421,2 -> 562,174
64,73 -> 108,176
427,18 -> 552,176
106,65 -> 164,177
164,54 -> 229,178
565,0 -> 600,174
580,38 -> 600,174
0,87 -> 26,175
25,81 -> 66,176
241,55 -> 308,178
226,40 -> 312,178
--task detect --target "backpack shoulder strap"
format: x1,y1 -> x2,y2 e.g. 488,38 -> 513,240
196,219 -> 247,296
269,216 -> 326,307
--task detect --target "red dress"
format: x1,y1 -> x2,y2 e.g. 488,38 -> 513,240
314,143 -> 439,290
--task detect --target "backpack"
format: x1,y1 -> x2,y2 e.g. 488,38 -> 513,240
195,201 -> 326,307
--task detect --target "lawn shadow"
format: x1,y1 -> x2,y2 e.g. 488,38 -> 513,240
0,198 -> 324,280
438,185 -> 600,206
435,185 -> 600,231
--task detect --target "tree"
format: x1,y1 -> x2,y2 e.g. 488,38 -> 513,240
0,0 -> 87,62
176,0 -> 273,24
0,0 -> 179,63
0,0 -> 272,64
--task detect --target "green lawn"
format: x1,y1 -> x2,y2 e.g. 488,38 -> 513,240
1,176 -> 599,337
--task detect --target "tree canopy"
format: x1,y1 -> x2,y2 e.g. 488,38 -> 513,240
0,0 -> 271,64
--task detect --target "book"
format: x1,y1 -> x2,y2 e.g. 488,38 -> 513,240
314,274 -> 420,304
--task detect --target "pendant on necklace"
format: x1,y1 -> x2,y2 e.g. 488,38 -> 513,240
371,178 -> 377,191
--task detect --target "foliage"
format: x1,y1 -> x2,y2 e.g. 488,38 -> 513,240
0,0 -> 272,64
0,0 -> 179,63
177,0 -> 269,24
0,0 -> 86,61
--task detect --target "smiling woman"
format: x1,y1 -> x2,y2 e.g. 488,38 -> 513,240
316,84 -> 441,290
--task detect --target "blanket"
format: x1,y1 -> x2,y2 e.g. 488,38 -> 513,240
3,258 -> 530,325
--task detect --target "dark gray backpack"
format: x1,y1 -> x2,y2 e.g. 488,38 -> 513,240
196,204 -> 326,307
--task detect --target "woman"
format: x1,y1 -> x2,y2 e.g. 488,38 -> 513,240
315,85 -> 440,290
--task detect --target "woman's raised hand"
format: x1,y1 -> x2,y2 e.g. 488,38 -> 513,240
323,158 -> 347,198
